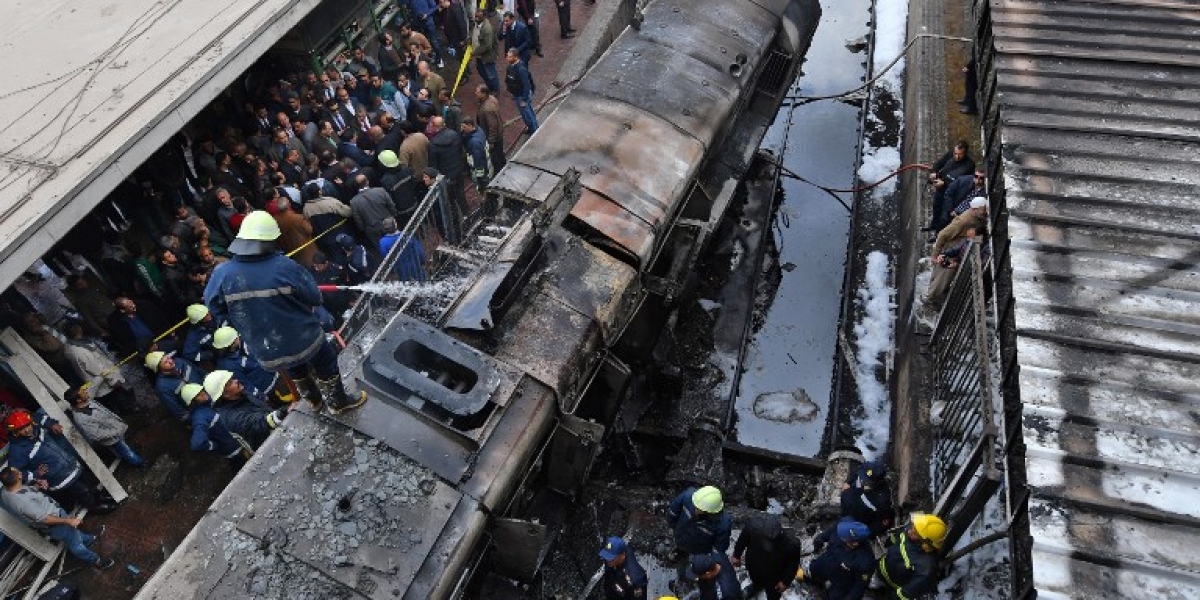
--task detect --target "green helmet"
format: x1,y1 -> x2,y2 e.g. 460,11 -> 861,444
179,383 -> 205,406
186,304 -> 210,324
203,370 -> 235,401
692,486 -> 724,513
212,326 -> 239,350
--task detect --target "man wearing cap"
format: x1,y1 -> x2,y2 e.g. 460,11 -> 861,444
178,384 -> 246,466
840,460 -> 895,536
797,519 -> 875,600
667,486 -> 732,586
922,199 -> 987,311
879,514 -> 945,599
335,233 -> 377,286
0,467 -> 115,570
146,350 -> 207,423
206,211 -> 366,414
65,387 -> 144,468
5,410 -> 115,513
688,551 -> 743,600
212,326 -> 278,403
349,174 -> 398,247
182,304 -> 220,365
600,536 -> 648,599
204,371 -> 290,450
731,513 -> 802,600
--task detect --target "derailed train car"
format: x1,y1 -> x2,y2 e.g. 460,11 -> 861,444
136,0 -> 819,597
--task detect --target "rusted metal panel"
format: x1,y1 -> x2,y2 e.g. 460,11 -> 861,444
568,188 -> 656,265
496,291 -> 600,398
540,240 -> 639,345
639,0 -> 777,84
576,37 -> 738,144
487,162 -> 554,203
515,92 -> 704,258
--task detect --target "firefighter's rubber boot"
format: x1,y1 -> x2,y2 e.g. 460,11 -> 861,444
294,375 -> 323,412
319,375 -> 368,415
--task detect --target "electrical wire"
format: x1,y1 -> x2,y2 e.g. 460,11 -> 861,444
789,33 -> 972,104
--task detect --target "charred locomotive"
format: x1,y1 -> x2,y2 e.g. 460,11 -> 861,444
137,0 -> 818,597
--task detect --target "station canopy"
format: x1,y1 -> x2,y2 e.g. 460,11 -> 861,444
0,0 -> 322,290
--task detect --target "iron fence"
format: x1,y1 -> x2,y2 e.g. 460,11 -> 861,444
928,241 -> 1003,551
338,177 -> 460,343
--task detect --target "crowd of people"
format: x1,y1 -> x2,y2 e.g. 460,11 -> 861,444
919,140 -> 990,314
0,0 -> 585,576
602,466 -> 945,600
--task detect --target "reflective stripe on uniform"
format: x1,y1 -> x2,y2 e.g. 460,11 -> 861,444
224,286 -> 295,302
257,334 -> 323,371
266,410 -> 283,429
860,492 -> 877,512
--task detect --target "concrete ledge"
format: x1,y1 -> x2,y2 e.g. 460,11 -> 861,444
544,0 -> 643,105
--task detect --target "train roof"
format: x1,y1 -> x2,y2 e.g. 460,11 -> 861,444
991,0 -> 1200,596
490,0 -> 788,267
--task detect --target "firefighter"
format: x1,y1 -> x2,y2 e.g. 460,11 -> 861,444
796,519 -> 875,600
179,383 -> 246,466
599,536 -> 648,599
841,460 -> 894,536
146,350 -> 206,423
667,485 -> 732,589
878,513 -> 946,599
5,410 -> 116,513
181,304 -> 219,365
212,326 -> 279,403
689,551 -> 743,600
204,211 -> 366,414
203,370 -> 289,451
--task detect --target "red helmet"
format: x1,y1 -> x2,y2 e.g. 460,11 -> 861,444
5,410 -> 32,431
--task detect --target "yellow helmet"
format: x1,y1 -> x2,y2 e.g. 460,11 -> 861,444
144,351 -> 167,372
186,304 -> 210,324
379,149 -> 400,169
911,513 -> 948,549
692,486 -> 724,513
179,383 -> 205,406
212,326 -> 239,350
229,211 -> 280,254
203,370 -> 235,401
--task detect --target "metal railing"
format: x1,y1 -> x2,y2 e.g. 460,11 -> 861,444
929,241 -> 1003,552
338,177 -> 460,343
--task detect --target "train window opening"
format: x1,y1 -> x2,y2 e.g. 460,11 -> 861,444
394,339 -> 479,394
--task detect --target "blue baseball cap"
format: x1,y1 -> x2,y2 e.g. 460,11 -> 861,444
837,519 -> 871,543
860,460 -> 887,481
598,537 -> 627,561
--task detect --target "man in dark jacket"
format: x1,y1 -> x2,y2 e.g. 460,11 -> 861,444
599,536 -> 648,600
108,295 -> 171,356
841,460 -> 895,536
204,212 -> 367,414
377,151 -> 421,218
179,383 -> 248,467
932,170 -> 984,233
461,117 -> 492,190
797,519 -> 875,600
668,486 -> 732,586
204,370 -> 288,450
428,116 -> 467,241
349,174 -> 398,246
732,513 -> 802,600
145,350 -> 207,424
923,141 -> 975,236
505,49 -> 538,135
500,12 -> 534,64
5,410 -> 116,513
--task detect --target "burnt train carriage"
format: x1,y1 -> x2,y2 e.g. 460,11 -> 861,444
135,0 -> 819,598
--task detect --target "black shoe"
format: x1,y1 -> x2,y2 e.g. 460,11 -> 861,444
536,51 -> 544,57
927,235 -> 936,244
956,99 -> 969,105
95,557 -> 115,570
91,503 -> 118,515
567,28 -> 577,33
561,32 -> 575,38
920,225 -> 935,232
94,525 -> 106,540
960,106 -> 978,115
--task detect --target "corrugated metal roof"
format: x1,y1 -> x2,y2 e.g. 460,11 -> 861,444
0,0 -> 321,290
991,0 -> 1200,597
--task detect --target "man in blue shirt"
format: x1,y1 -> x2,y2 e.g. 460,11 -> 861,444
505,49 -> 538,135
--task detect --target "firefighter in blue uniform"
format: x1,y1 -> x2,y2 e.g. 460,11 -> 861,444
599,537 -> 648,599
204,211 -> 366,414
146,350 -> 206,423
796,519 -> 876,600
179,383 -> 248,467
667,485 -> 732,588
841,460 -> 894,536
689,551 -> 743,600
878,514 -> 945,599
203,370 -> 289,451
181,304 -> 219,365
212,326 -> 279,403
